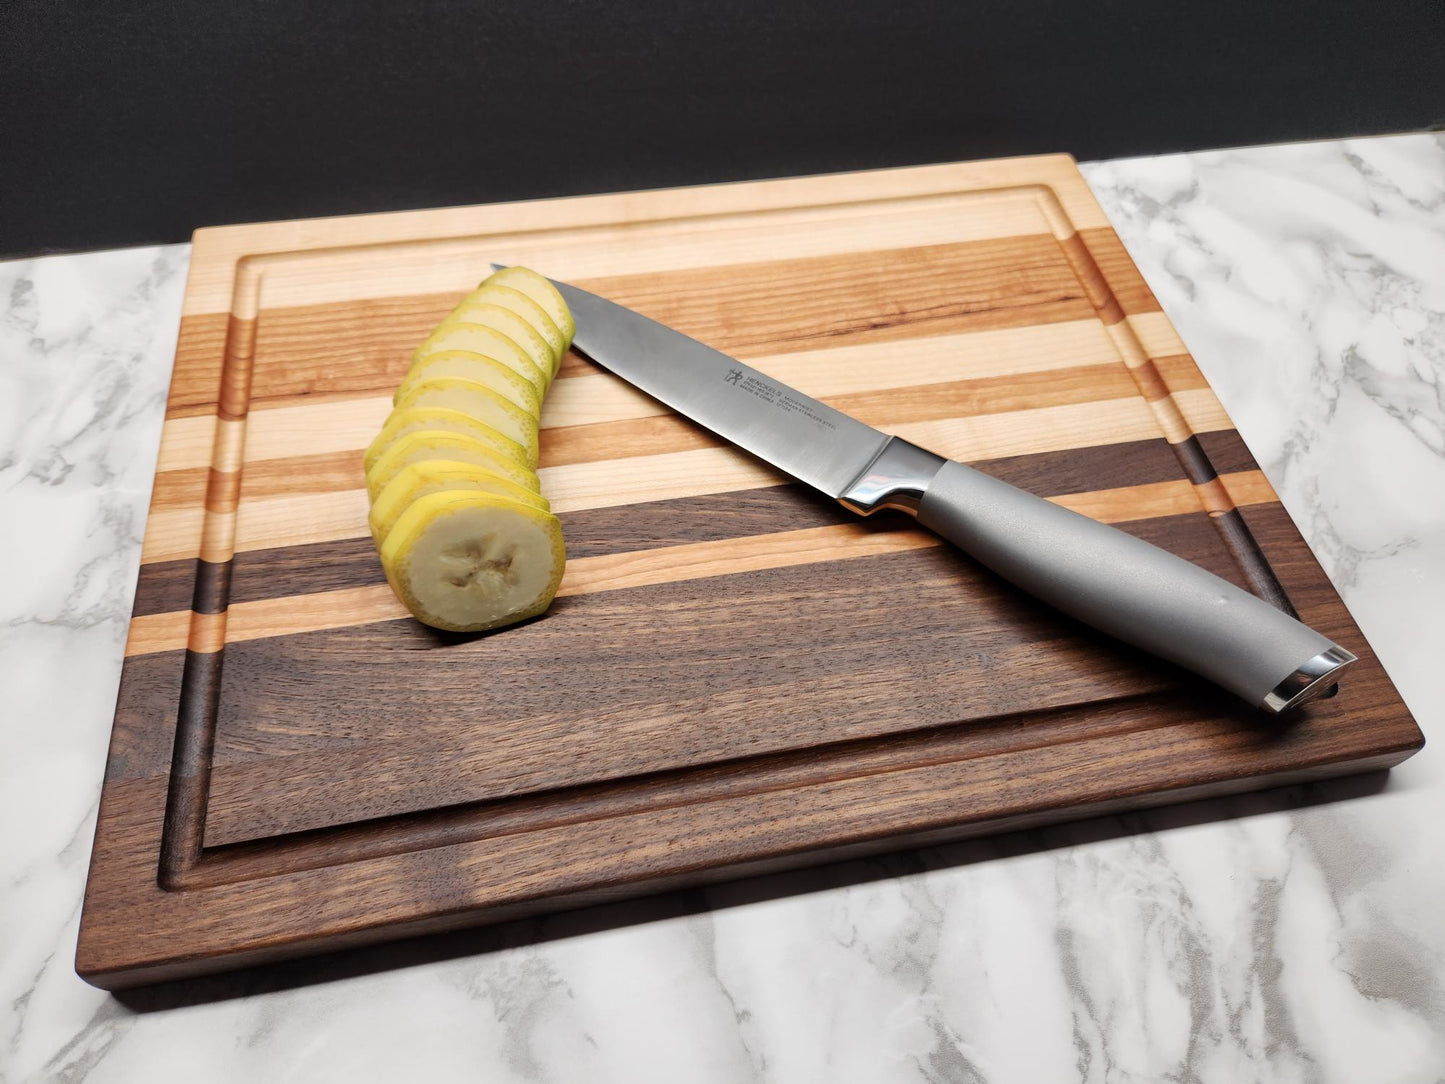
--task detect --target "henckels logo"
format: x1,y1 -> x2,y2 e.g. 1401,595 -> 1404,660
724,368 -> 743,386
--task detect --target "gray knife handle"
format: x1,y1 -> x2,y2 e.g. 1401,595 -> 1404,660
841,437 -> 1356,713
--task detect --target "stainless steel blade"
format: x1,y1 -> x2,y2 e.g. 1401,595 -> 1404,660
549,278 -> 890,497
483,272 -> 1358,712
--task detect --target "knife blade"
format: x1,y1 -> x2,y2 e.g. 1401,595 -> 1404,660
517,268 -> 1356,713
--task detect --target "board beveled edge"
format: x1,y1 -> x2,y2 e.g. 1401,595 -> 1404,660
76,156 -> 1426,989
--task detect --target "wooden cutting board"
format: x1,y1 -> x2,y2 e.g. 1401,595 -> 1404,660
77,154 -> 1423,988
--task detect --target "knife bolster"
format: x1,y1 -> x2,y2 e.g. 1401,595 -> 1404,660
838,437 -> 947,516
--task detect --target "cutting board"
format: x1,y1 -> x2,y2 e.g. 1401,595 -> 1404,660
78,155 -> 1424,988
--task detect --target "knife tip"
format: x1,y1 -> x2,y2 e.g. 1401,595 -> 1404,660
488,262 -> 508,273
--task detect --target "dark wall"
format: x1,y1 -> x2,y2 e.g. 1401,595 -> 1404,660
3,1 -> 1443,257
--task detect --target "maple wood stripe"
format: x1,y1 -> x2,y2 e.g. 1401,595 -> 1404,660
1180,453 -> 1277,519
130,438 -> 1194,616
123,470 -> 1275,655
149,342 -> 1215,506
165,234 -> 1106,413
138,392 -> 1238,565
155,414 -> 227,474
1172,387 -> 1231,435
1216,469 -> 1279,509
148,343 -> 1216,507
1099,318 -> 1202,454
139,507 -> 204,567
148,362 -> 1152,512
179,159 -> 1109,313
186,610 -> 228,654
1126,312 -> 1188,361
154,318 -> 1138,470
159,365 -> 1100,507
198,509 -> 237,565
126,609 -> 211,659
1191,478 -> 1236,515
138,394 -> 1216,564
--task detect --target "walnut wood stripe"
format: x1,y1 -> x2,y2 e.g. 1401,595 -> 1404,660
1171,435 -> 1223,487
156,648 -> 226,883
132,527 -> 926,655
197,511 -> 1262,845
192,559 -> 232,615
1195,428 -> 1262,477
193,696 -> 1186,878
1209,509 -> 1296,617
200,558 -> 1169,842
130,438 -> 1195,617
123,470 -> 1275,656
133,561 -> 200,618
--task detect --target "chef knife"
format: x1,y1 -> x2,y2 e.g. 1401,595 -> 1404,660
512,268 -> 1356,713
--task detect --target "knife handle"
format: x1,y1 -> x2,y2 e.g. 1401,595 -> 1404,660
842,437 -> 1356,713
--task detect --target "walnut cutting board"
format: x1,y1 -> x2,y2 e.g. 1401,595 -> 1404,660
78,155 -> 1424,988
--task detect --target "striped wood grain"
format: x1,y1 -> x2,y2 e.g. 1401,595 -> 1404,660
77,155 -> 1423,990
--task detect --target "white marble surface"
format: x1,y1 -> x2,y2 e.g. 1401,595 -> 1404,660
2,132 -> 1442,1082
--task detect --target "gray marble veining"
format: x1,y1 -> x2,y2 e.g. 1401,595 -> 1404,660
1,134 -> 1441,1082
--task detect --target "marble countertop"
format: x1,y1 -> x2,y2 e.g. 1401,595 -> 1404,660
2,132 -> 1441,1082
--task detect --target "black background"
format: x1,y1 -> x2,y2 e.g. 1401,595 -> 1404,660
3,1 -> 1443,257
